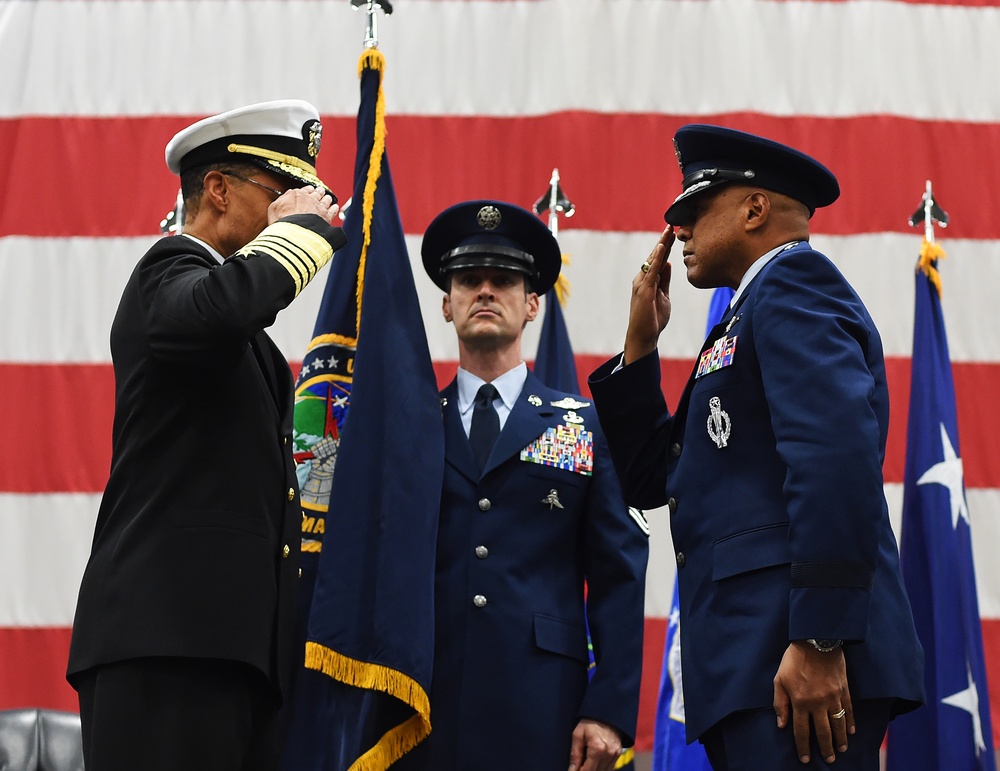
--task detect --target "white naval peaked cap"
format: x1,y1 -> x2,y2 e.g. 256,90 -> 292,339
164,99 -> 332,195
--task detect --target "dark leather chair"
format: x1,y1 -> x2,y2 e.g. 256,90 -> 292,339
0,709 -> 84,771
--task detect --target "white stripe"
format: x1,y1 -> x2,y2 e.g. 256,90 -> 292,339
0,493 -> 99,627
2,0 -> 999,120
646,486 -> 1000,619
4,233 -> 999,364
3,488 -> 998,628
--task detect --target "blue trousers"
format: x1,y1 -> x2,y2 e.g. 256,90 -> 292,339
700,699 -> 894,771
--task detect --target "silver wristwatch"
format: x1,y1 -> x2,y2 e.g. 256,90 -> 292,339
806,638 -> 843,653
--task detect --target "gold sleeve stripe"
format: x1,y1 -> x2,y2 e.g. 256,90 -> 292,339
266,236 -> 320,282
256,236 -> 315,286
258,242 -> 307,295
244,221 -> 335,297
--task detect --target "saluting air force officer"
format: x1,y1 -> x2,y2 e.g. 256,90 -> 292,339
590,126 -> 924,769
395,200 -> 648,771
68,100 -> 346,771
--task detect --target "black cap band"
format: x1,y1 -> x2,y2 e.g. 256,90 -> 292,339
441,244 -> 537,278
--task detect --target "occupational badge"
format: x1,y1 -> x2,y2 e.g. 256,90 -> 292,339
696,334 -> 738,379
550,397 -> 590,409
706,396 -> 731,449
520,423 -> 594,475
528,395 -> 543,406
541,489 -> 564,510
562,410 -> 585,425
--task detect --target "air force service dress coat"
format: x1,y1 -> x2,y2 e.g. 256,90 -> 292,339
589,242 -> 924,743
399,370 -> 649,771
68,214 -> 342,700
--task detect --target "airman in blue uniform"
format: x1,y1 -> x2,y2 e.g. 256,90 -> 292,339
397,200 -> 649,771
589,126 -> 924,769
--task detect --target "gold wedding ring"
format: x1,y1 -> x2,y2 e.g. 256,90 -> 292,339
830,708 -> 847,720
640,261 -> 652,273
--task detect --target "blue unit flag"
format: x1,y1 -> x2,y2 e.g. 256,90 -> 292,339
282,48 -> 445,771
886,239 -> 995,770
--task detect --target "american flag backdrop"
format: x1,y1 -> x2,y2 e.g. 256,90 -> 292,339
2,0 -> 999,755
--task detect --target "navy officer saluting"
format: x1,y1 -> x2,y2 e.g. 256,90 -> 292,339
68,100 -> 346,771
589,126 -> 924,769
394,200 -> 648,771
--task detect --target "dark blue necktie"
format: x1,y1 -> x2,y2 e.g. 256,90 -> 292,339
469,383 -> 500,471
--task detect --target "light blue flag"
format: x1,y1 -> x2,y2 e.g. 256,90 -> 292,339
886,241 -> 995,770
652,286 -> 732,770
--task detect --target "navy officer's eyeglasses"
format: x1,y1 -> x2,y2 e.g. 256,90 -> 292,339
221,171 -> 337,205
221,171 -> 286,199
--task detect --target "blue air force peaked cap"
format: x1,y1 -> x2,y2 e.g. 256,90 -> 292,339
664,124 -> 840,226
421,200 -> 562,294
164,99 -> 333,197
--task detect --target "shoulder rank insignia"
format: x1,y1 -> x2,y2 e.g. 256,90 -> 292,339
550,397 -> 590,409
520,423 -> 594,476
528,394 -> 543,406
628,507 -> 650,536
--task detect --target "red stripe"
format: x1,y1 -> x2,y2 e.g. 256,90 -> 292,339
2,357 -> 999,493
638,616 -> 668,752
2,114 -> 999,239
0,364 -> 113,493
0,627 -> 78,712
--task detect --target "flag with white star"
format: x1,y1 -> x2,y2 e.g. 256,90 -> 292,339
886,239 -> 995,770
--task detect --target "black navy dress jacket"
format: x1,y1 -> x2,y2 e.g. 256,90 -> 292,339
67,214 -> 342,700
398,370 -> 649,771
589,242 -> 924,743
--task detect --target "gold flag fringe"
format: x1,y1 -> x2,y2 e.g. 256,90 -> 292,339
917,237 -> 947,298
302,49 -> 432,771
305,641 -> 431,771
353,47 -> 389,336
553,254 -> 572,307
